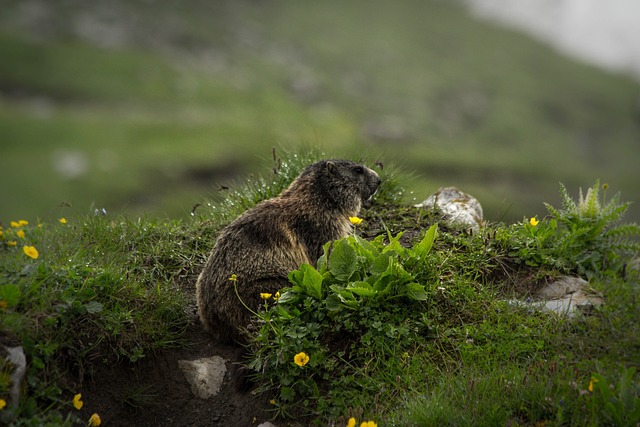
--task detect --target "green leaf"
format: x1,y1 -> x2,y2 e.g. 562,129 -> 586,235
413,223 -> 438,259
276,289 -> 297,304
280,386 -> 296,402
382,230 -> 405,255
346,281 -> 377,297
329,238 -> 358,281
83,300 -> 103,314
402,282 -> 429,301
370,252 -> 395,276
0,283 -> 22,306
300,264 -> 324,300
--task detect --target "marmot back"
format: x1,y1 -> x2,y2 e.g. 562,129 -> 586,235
196,159 -> 381,344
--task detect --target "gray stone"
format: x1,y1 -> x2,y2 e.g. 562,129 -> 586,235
5,346 -> 26,408
178,356 -> 227,399
506,276 -> 603,317
537,276 -> 602,316
414,187 -> 484,233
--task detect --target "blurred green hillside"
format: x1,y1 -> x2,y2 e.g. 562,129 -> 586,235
1,0 -> 639,224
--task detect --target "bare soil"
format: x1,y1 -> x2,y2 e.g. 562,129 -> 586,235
75,320 -> 275,427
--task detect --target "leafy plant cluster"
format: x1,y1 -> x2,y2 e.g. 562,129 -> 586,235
495,180 -> 640,279
250,226 -> 436,415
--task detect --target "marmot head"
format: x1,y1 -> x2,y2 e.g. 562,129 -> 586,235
326,159 -> 381,201
290,159 -> 381,214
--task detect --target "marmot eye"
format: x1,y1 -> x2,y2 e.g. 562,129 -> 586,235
353,166 -> 364,174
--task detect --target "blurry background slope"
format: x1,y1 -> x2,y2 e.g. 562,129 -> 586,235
1,0 -> 638,223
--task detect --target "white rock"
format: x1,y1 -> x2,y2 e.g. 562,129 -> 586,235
537,276 -> 602,316
178,356 -> 227,399
414,187 -> 484,233
5,346 -> 26,407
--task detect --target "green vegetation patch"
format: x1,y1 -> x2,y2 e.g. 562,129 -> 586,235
246,178 -> 640,425
1,153 -> 639,426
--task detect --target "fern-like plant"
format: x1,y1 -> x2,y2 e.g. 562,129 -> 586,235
544,180 -> 640,276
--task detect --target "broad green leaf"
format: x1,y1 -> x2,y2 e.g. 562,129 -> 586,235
403,282 -> 429,301
300,264 -> 324,300
329,238 -> 358,281
276,289 -> 297,304
370,252 -> 395,276
413,223 -> 438,259
288,269 -> 305,286
347,281 -> 377,297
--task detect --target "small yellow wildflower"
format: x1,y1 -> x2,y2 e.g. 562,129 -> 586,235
23,246 -> 39,259
588,377 -> 599,392
0,300 -> 7,310
59,218 -> 67,224
0,398 -> 6,410
229,274 -> 238,282
72,393 -> 83,410
360,421 -> 377,427
7,241 -> 17,247
349,216 -> 363,226
293,351 -> 310,367
273,291 -> 281,301
18,220 -> 28,226
10,221 -> 20,228
347,418 -> 356,427
0,229 -> 3,238
17,230 -> 25,239
269,399 -> 276,405
88,413 -> 101,426
529,217 -> 539,227
260,293 -> 272,300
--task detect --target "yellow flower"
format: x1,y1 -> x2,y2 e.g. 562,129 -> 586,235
529,217 -> 539,227
10,221 -> 20,228
0,398 -> 6,410
17,230 -> 25,239
18,220 -> 28,226
59,218 -> 67,224
260,293 -> 272,300
588,377 -> 599,392
349,216 -> 363,225
72,393 -> 83,410
360,422 -> 377,427
88,413 -> 101,426
347,418 -> 356,427
293,351 -> 310,367
7,241 -> 17,247
23,246 -> 39,259
0,300 -> 7,310
228,274 -> 237,282
0,229 -> 3,238
269,399 -> 276,405
273,291 -> 281,301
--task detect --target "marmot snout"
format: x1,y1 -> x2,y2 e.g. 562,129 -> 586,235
195,159 -> 381,344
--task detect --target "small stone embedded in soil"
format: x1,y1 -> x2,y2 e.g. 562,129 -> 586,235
178,356 -> 227,399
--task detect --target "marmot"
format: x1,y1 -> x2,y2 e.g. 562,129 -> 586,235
196,159 -> 381,344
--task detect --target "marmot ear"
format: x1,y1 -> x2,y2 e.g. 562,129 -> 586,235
326,161 -> 337,175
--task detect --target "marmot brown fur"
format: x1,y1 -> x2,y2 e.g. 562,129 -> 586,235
196,159 -> 381,344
